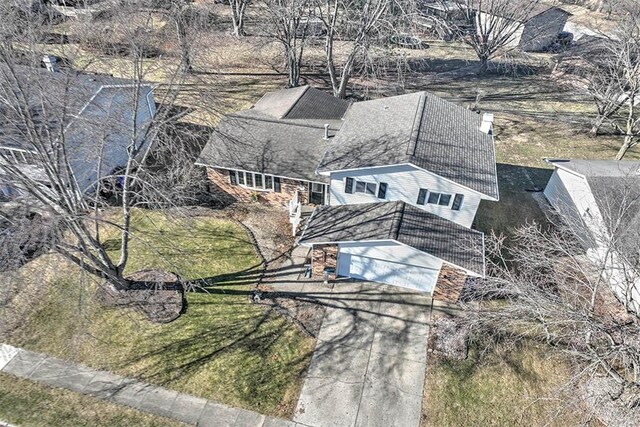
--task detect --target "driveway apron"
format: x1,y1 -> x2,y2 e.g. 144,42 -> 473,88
294,282 -> 432,427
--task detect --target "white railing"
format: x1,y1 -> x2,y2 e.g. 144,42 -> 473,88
289,190 -> 299,217
291,203 -> 302,236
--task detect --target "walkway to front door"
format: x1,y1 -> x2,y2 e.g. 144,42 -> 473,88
294,282 -> 432,427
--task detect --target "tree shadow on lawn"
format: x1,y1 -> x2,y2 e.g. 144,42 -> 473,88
114,277 -> 434,413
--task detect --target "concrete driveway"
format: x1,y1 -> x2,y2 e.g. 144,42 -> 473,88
294,282 -> 432,427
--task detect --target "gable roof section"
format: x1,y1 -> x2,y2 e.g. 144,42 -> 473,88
317,92 -> 499,199
195,110 -> 335,182
252,85 -> 349,120
0,66 -> 154,150
298,201 -> 485,275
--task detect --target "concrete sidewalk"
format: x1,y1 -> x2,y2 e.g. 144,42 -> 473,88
0,343 -> 298,427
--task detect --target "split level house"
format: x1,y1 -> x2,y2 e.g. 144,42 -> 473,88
544,159 -> 640,315
196,85 -> 499,299
0,63 -> 156,199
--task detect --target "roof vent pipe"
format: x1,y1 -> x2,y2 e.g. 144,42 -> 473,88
323,123 -> 330,139
480,113 -> 494,134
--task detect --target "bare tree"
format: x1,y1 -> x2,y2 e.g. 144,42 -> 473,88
447,0 -> 543,74
228,0 -> 251,36
260,0 -> 313,87
464,183 -> 640,411
0,4 -> 201,291
583,9 -> 640,159
316,0 -> 401,98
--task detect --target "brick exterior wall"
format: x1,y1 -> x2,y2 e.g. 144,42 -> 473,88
433,263 -> 467,303
206,167 -> 310,207
311,244 -> 338,280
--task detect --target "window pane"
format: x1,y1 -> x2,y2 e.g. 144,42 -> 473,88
417,189 -> 427,205
312,182 -> 323,193
365,183 -> 376,195
377,182 -> 387,199
439,194 -> 451,206
355,181 -> 366,193
246,173 -> 254,188
345,177 -> 354,194
428,192 -> 440,204
452,194 -> 464,211
238,171 -> 245,185
265,175 -> 273,190
273,177 -> 281,192
229,170 -> 237,185
255,173 -> 263,188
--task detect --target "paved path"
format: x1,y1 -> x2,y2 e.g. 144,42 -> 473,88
293,282 -> 432,427
0,343 -> 297,427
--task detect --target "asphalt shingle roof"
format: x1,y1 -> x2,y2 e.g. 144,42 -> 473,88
196,110 -> 335,182
252,85 -> 349,120
317,92 -> 499,199
299,201 -> 485,275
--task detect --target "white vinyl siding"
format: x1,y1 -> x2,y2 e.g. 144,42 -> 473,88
337,241 -> 442,293
545,166 -> 640,315
329,164 -> 483,228
544,168 -> 603,243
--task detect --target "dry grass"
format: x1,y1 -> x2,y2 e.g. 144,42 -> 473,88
3,210 -> 315,418
0,372 -> 183,427
422,341 -> 593,427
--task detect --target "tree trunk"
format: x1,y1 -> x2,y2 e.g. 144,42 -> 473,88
590,114 -> 607,136
616,134 -> 635,160
175,17 -> 192,73
478,56 -> 489,75
230,0 -> 246,37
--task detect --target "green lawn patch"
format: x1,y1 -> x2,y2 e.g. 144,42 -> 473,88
7,210 -> 314,418
422,342 -> 582,427
0,373 -> 182,427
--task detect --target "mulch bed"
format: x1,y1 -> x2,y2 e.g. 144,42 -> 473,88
428,314 -> 469,360
97,270 -> 184,323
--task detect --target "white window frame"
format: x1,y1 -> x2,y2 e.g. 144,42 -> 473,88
232,170 -> 275,192
354,180 -> 377,195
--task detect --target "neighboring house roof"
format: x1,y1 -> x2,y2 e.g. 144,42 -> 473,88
0,66 -> 156,191
317,92 -> 499,199
547,159 -> 640,264
547,159 -> 640,177
298,201 -> 485,275
196,86 -> 350,183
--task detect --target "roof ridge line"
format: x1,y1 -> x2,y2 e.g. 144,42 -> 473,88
227,111 -> 336,130
406,93 -> 427,157
280,85 -> 310,119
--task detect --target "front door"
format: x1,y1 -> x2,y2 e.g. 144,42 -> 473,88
309,182 -> 325,205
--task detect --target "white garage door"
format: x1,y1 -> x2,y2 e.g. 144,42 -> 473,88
337,253 -> 438,293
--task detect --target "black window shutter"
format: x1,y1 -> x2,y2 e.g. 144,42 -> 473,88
417,189 -> 427,205
377,182 -> 388,199
229,170 -> 237,185
452,194 -> 464,210
345,177 -> 354,194
273,177 -> 281,192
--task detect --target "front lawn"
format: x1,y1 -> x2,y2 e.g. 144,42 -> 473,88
422,342 -> 585,427
0,373 -> 182,427
4,209 -> 314,418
